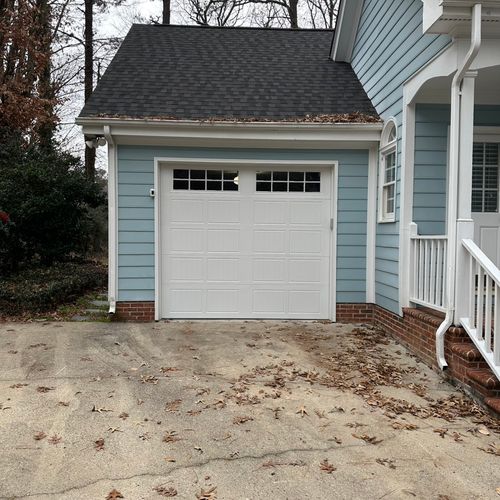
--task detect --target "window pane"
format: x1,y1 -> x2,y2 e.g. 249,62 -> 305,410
223,170 -> 238,181
306,172 -> 320,182
289,172 -> 304,182
484,190 -> 498,212
305,183 -> 320,193
190,180 -> 205,190
273,182 -> 287,192
173,169 -> 189,179
173,179 -> 188,190
190,170 -> 205,180
207,170 -> 222,180
289,182 -> 304,192
207,181 -> 222,191
256,181 -> 271,191
472,190 -> 483,212
223,181 -> 238,191
257,171 -> 271,181
273,171 -> 287,181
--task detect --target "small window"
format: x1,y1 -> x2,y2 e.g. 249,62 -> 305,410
379,120 -> 397,222
256,171 -> 320,193
173,169 -> 239,191
472,143 -> 499,213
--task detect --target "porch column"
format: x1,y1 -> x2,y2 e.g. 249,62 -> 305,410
454,71 -> 477,323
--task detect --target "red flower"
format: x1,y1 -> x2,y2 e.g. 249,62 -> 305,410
0,211 -> 10,224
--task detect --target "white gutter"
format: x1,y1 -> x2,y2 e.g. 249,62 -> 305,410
103,125 -> 117,315
437,3 -> 482,370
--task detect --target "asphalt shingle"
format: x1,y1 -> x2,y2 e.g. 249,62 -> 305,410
80,24 -> 378,121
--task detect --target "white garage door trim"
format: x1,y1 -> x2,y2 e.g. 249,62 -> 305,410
154,157 -> 338,321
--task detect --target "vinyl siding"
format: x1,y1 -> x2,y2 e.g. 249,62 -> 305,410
117,146 -> 369,306
351,0 -> 450,313
413,104 -> 500,235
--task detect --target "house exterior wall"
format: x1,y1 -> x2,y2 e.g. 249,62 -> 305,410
413,104 -> 500,235
350,0 -> 450,313
117,146 -> 370,307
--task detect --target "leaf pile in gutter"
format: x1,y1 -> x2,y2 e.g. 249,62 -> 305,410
92,111 -> 381,124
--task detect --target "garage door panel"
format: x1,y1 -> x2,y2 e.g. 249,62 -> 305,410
206,289 -> 239,313
170,199 -> 205,222
207,229 -> 240,252
253,290 -> 286,313
290,201 -> 324,225
207,258 -> 240,282
288,260 -> 322,283
169,258 -> 204,281
289,231 -> 323,254
207,200 -> 240,223
169,289 -> 203,313
254,201 -> 287,224
253,259 -> 286,282
168,229 -> 205,253
289,291 -> 322,314
253,230 -> 286,253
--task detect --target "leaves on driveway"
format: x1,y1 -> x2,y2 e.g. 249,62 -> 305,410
106,489 -> 124,499
36,386 -> 54,393
95,438 -> 105,451
232,415 -> 253,425
48,434 -> 62,445
34,431 -> 46,441
154,485 -> 177,496
352,433 -> 383,445
163,431 -> 181,443
320,459 -> 336,473
196,486 -> 217,499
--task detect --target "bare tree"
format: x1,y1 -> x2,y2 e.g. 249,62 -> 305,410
247,0 -> 300,28
306,0 -> 338,28
183,0 -> 245,26
163,0 -> 170,23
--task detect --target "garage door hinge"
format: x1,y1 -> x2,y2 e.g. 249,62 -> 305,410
330,218 -> 334,230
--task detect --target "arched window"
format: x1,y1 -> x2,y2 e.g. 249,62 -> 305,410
379,119 -> 397,222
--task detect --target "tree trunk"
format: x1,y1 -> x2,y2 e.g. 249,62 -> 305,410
289,0 -> 298,28
162,0 -> 170,24
84,0 -> 96,178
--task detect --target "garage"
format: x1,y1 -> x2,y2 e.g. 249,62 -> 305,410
157,161 -> 337,319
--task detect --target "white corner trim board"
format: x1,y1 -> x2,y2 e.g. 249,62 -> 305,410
154,157 -> 339,321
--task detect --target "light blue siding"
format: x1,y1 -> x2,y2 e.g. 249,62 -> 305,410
413,104 -> 500,235
351,0 -> 450,313
117,146 -> 369,306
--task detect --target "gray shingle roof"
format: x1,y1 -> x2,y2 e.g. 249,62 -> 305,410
80,24 -> 378,121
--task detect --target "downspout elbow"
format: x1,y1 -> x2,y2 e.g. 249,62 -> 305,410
436,311 -> 452,370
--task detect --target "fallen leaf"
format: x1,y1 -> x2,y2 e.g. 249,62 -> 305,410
106,489 -> 124,500
95,438 -> 105,451
48,434 -> 62,445
163,456 -> 176,462
36,386 -> 54,393
479,443 -> 500,456
141,375 -> 159,384
58,401 -> 70,407
34,431 -> 46,441
10,383 -> 28,389
320,459 -> 336,473
163,431 -> 181,443
296,405 -> 308,417
495,487 -> 500,496
232,415 -> 253,425
165,400 -> 182,412
108,427 -> 123,433
118,412 -> 129,420
376,458 -> 396,469
92,405 -> 113,413
352,433 -> 383,445
154,485 -> 177,497
434,428 -> 448,438
196,486 -> 216,499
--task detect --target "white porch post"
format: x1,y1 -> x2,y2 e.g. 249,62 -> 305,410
454,72 -> 477,323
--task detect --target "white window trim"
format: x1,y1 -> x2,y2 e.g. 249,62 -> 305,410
378,120 -> 398,223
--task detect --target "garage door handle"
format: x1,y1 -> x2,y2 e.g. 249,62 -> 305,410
330,218 -> 334,230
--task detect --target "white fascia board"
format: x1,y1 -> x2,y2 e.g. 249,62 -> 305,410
76,117 -> 382,149
331,0 -> 363,62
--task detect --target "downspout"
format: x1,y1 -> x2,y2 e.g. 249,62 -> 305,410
103,125 -> 117,315
436,4 -> 482,369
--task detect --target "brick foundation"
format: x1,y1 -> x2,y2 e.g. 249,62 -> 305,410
335,303 -> 374,323
115,302 -> 155,321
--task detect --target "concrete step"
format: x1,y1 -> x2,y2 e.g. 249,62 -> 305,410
484,397 -> 500,415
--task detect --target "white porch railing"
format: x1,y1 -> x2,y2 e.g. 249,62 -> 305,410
409,230 -> 448,312
460,239 -> 500,380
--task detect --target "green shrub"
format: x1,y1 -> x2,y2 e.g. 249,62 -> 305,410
0,129 -> 105,272
0,261 -> 107,315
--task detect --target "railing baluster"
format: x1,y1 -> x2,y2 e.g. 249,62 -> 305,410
430,240 -> 436,306
485,275 -> 492,353
436,242 -> 443,308
495,283 -> 500,365
477,267 -> 484,341
418,240 -> 424,301
469,254 -> 476,328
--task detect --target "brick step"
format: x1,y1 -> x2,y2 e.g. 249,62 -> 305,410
485,397 -> 500,415
467,368 -> 500,391
450,342 -> 484,362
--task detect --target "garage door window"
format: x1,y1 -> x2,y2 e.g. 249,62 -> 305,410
256,171 -> 320,192
173,169 -> 239,191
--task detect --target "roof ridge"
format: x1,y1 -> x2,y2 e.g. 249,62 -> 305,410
130,23 -> 334,33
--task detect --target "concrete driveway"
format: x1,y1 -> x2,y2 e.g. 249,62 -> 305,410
0,321 -> 498,500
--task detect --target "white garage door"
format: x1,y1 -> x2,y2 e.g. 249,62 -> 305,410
159,164 -> 334,319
